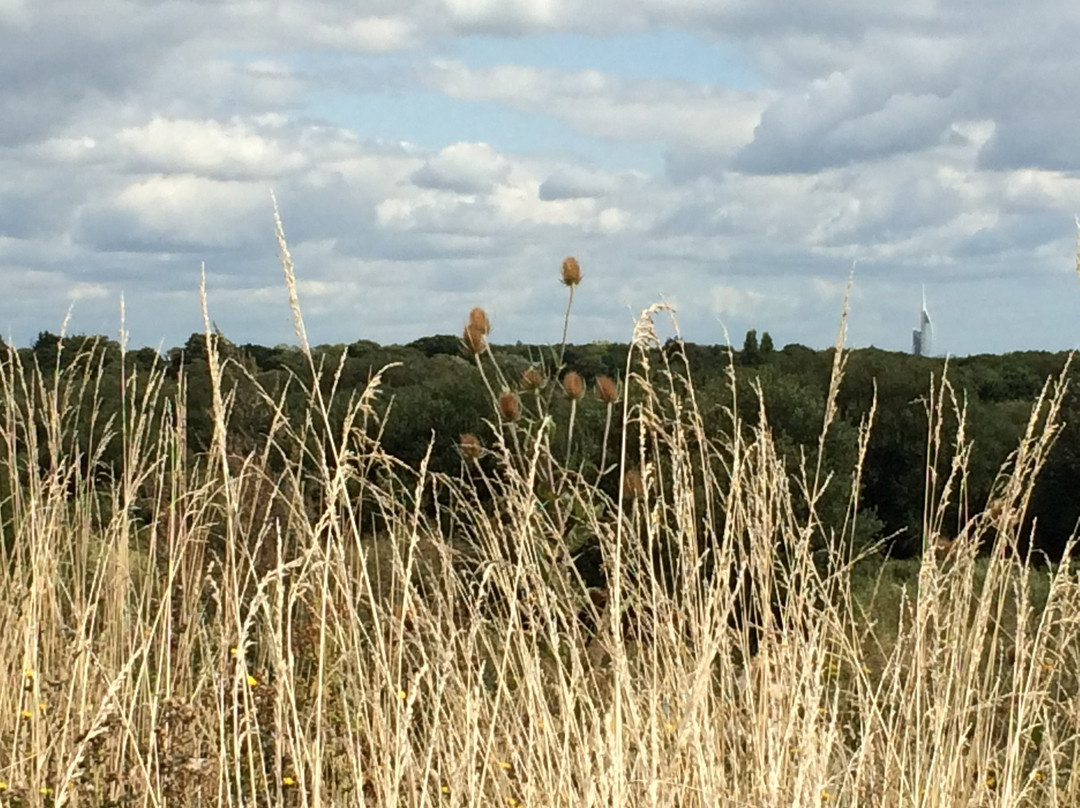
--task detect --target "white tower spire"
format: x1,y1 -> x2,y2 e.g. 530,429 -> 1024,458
913,286 -> 933,356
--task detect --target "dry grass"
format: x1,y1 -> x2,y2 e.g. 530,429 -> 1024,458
0,242 -> 1077,808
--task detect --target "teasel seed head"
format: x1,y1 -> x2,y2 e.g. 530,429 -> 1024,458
459,433 -> 483,461
468,306 -> 491,335
499,392 -> 521,422
595,375 -> 618,404
563,370 -> 585,400
561,256 -> 582,287
462,322 -> 487,355
521,367 -> 545,391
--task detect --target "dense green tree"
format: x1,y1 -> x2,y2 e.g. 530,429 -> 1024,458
32,331 -> 62,370
408,334 -> 462,357
741,329 -> 760,366
760,331 -> 775,359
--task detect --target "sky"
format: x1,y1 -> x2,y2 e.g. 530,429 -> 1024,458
2,0 -> 1080,356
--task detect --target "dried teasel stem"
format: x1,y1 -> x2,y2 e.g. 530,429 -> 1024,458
557,257 -> 581,367
595,375 -> 619,484
563,371 -> 584,466
463,314 -> 500,422
466,306 -> 511,400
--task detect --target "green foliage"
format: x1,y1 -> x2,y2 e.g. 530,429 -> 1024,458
4,325 -> 1078,561
741,329 -> 760,366
760,331 -> 775,358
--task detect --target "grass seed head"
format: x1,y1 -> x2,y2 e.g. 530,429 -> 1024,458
563,371 -> 585,400
561,256 -> 582,287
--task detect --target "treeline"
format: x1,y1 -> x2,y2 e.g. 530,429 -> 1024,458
6,328 -> 1079,560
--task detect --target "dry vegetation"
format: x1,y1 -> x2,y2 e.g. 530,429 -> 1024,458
0,218 -> 1077,807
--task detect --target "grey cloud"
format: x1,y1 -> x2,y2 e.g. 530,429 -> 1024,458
538,166 -> 625,200
4,0 -> 1080,355
733,83 -> 957,174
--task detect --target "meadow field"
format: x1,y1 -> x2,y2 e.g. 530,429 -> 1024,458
0,227 -> 1077,808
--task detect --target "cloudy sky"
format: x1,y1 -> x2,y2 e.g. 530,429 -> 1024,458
3,0 -> 1080,355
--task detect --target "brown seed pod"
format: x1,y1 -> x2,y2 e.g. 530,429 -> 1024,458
561,256 -> 582,287
459,433 -> 483,461
462,322 -> 487,355
563,370 -> 585,400
521,366 -> 545,391
499,392 -> 521,422
469,307 -> 491,335
595,375 -> 618,404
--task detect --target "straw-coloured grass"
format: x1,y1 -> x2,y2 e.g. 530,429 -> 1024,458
0,228 -> 1076,808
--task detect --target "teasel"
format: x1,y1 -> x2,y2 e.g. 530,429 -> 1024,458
560,256 -> 582,287
521,367 -> 545,391
595,375 -> 619,483
562,371 -> 585,466
558,256 -> 582,367
469,306 -> 491,335
595,375 -> 618,404
622,467 -> 644,503
462,322 -> 487,355
498,392 -> 521,423
563,371 -> 585,400
459,433 -> 483,462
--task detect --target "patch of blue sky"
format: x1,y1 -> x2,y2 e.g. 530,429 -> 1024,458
232,28 -> 758,171
301,84 -> 663,171
439,29 -> 760,90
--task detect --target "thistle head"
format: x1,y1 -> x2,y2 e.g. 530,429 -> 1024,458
563,370 -> 584,400
561,257 -> 582,287
459,433 -> 483,461
595,375 -> 618,404
499,392 -> 521,422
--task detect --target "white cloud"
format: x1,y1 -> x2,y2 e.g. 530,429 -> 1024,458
411,142 -> 511,194
2,1 -> 1080,354
424,60 -> 767,156
115,117 -> 307,179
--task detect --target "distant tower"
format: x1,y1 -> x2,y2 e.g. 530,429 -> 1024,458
912,286 -> 933,356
